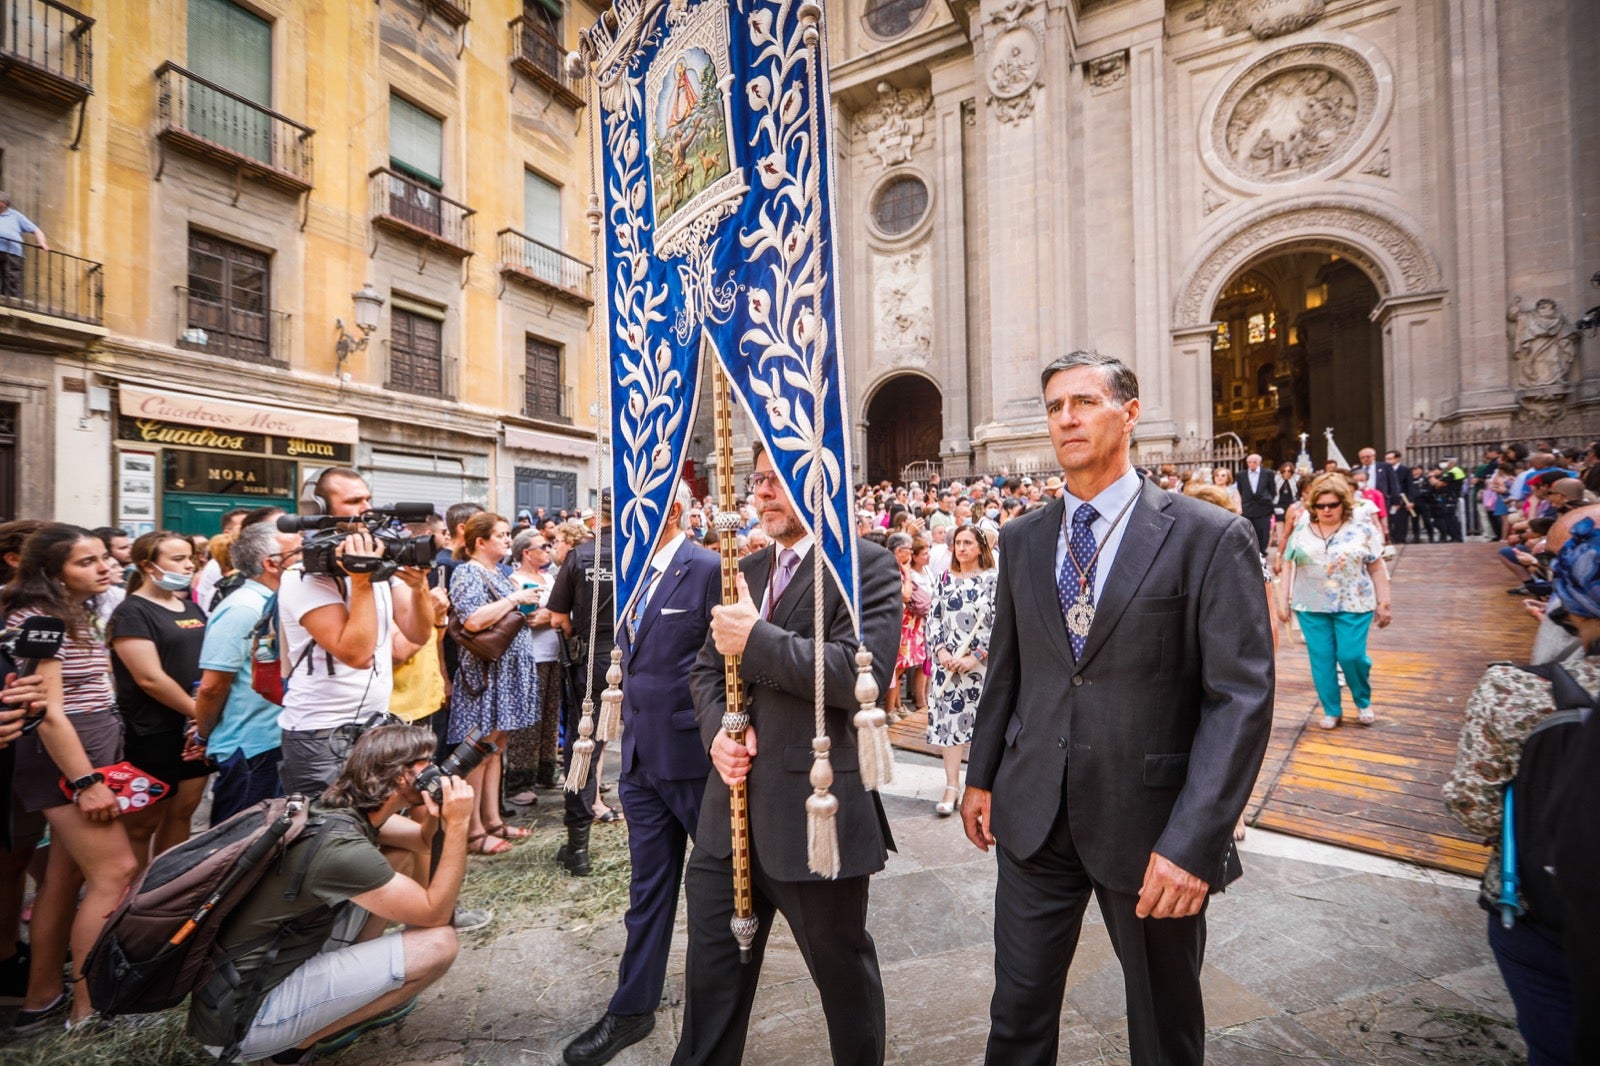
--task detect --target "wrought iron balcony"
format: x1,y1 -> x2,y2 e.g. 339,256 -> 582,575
0,0 -> 92,106
0,245 -> 102,325
497,228 -> 592,306
424,0 -> 470,28
370,167 -> 475,259
509,15 -> 583,107
174,286 -> 291,366
521,378 -> 574,424
155,62 -> 314,193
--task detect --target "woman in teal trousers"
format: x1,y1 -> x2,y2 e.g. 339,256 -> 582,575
1280,471 -> 1393,728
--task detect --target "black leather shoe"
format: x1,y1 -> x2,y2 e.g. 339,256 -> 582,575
563,1011 -> 656,1066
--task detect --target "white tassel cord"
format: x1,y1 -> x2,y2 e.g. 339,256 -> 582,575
852,647 -> 894,790
595,646 -> 624,743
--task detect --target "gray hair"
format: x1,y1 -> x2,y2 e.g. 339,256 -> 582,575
229,521 -> 278,579
886,532 -> 913,553
510,528 -> 540,560
1039,349 -> 1139,405
0,191 -> 10,205
674,479 -> 695,530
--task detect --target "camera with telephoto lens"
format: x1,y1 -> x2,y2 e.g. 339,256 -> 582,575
413,729 -> 498,804
277,503 -> 437,581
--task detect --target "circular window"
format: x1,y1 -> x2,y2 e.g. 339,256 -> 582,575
872,176 -> 929,237
864,0 -> 927,39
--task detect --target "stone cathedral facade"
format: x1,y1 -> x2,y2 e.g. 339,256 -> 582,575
827,0 -> 1600,482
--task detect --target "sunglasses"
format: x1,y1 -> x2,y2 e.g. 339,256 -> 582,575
1312,502 -> 1342,511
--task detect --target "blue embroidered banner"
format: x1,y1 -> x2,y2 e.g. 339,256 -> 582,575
588,0 -> 859,632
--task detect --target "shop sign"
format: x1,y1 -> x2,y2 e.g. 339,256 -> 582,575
163,452 -> 296,497
118,415 -> 265,454
119,385 -> 360,444
269,436 -> 354,463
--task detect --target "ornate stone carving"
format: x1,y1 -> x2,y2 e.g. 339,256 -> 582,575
1508,296 -> 1579,417
1193,0 -> 1326,39
857,81 -> 933,168
1173,196 -> 1442,326
961,98 -> 977,127
1087,51 -> 1127,93
1361,142 -> 1391,177
874,250 -> 933,363
985,2 -> 1042,126
1202,187 -> 1229,216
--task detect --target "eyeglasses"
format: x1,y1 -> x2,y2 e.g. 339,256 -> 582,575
746,471 -> 780,492
1312,502 -> 1342,511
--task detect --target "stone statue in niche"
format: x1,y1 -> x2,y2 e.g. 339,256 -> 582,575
857,82 -> 932,168
1226,67 -> 1357,179
1508,296 -> 1579,392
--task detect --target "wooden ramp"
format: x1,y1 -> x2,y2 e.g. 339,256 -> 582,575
890,541 -> 1528,877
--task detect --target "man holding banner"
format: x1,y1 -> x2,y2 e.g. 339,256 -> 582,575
671,444 -> 900,1066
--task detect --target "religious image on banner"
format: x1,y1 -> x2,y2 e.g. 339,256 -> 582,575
588,0 -> 859,632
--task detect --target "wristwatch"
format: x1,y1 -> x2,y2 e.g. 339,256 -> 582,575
68,771 -> 105,794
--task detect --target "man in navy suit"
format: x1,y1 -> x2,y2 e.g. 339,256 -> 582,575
563,479 -> 721,1066
1357,447 -> 1399,503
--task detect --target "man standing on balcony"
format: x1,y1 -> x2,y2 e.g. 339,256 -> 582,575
0,192 -> 48,299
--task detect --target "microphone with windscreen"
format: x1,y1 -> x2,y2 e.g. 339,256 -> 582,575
0,615 -> 67,735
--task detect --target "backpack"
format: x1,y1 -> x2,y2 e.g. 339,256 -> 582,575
82,795 -> 334,1047
1493,663 -> 1594,930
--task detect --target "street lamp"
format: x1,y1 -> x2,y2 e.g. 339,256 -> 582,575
334,283 -> 385,374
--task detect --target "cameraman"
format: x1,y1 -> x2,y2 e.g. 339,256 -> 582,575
277,469 -> 433,796
188,725 -> 470,1063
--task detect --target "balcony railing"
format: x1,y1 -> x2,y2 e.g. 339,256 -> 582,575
175,286 -> 290,366
509,15 -> 583,107
521,378 -> 574,424
426,0 -> 470,27
370,167 -> 475,258
381,340 -> 460,402
0,245 -> 102,325
0,0 -> 92,105
497,228 -> 592,305
155,62 -> 314,192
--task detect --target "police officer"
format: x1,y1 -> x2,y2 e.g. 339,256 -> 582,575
546,489 -> 615,876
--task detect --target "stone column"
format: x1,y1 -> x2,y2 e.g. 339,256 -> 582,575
1127,35 -> 1176,446
1373,292 -> 1448,447
1166,324 -> 1217,451
929,67 -> 972,461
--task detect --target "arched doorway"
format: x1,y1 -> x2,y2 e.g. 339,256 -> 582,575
865,374 -> 942,483
1210,253 -> 1382,465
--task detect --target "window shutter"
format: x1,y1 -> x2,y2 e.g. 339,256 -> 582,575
390,96 -> 444,186
187,0 -> 271,104
524,171 -> 562,248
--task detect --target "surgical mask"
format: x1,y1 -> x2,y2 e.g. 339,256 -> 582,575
153,568 -> 192,592
985,508 -> 999,521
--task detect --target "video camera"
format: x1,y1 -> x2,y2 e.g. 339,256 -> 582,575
0,616 -> 66,735
277,503 -> 437,581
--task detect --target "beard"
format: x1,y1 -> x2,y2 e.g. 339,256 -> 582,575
760,506 -> 805,542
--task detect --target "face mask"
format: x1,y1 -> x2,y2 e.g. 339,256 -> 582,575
985,508 -> 999,521
153,568 -> 192,592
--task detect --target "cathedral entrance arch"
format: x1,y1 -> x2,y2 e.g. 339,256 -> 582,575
864,372 -> 942,484
1171,196 -> 1445,458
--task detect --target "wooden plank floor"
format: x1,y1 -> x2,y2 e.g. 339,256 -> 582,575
890,540 -> 1529,877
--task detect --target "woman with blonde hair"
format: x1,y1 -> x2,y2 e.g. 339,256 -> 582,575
1280,473 -> 1392,729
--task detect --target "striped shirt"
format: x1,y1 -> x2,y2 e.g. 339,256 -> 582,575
5,606 -> 114,716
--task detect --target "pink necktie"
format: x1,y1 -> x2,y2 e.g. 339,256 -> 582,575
766,549 -> 799,619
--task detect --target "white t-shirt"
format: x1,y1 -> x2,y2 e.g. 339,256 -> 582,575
276,568 -> 394,731
195,558 -> 224,616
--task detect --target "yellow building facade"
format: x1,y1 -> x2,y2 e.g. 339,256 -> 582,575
1,0 -> 604,530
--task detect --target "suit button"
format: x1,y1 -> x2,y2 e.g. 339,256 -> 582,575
1071,675 -> 1083,686
1057,737 -> 1067,749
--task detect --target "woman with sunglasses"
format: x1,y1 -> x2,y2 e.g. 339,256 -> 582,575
1280,473 -> 1392,729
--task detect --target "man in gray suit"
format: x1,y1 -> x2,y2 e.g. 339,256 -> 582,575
962,350 -> 1273,1065
672,444 -> 901,1066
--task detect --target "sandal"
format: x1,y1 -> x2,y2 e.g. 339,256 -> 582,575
934,786 -> 959,817
485,822 -> 533,840
593,807 -> 625,824
1318,715 -> 1341,730
468,833 -> 513,856
1357,707 -> 1376,726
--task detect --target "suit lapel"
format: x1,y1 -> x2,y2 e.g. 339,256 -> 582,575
772,549 -> 818,630
633,539 -> 695,646
1026,496 -> 1077,665
1075,478 -> 1175,670
745,546 -> 775,619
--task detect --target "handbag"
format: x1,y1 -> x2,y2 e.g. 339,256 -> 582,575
446,604 -> 523,664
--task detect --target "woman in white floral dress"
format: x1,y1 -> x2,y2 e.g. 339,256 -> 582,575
925,524 -> 997,816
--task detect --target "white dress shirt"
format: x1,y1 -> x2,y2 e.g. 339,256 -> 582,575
1053,468 -> 1143,605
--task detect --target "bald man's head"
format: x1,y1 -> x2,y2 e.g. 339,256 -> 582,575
1547,503 -> 1600,554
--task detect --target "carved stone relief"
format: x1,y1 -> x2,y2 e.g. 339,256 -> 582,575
857,82 -> 933,168
1087,51 -> 1127,93
1508,296 -> 1580,417
1202,187 -> 1229,216
1211,43 -> 1381,186
984,1 -> 1042,126
874,249 -> 933,365
1361,143 -> 1391,178
1191,0 -> 1326,39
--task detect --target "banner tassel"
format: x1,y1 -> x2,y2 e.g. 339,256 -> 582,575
852,648 -> 895,791
595,646 -> 625,743
566,698 -> 596,792
806,736 -> 841,878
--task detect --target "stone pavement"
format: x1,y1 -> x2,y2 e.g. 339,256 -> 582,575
341,755 -> 1522,1066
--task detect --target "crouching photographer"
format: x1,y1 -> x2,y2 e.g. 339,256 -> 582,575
276,469 -> 435,796
188,725 -> 473,1063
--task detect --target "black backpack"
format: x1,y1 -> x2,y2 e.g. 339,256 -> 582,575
83,796 -> 335,1049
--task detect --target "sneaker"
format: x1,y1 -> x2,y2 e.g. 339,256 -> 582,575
12,987 -> 69,1033
452,907 -> 493,933
309,997 -> 418,1055
0,942 -> 31,1006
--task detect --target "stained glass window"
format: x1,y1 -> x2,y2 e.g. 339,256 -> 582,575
1215,322 -> 1231,349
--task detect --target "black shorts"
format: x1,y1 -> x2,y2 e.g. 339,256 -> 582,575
123,728 -> 215,789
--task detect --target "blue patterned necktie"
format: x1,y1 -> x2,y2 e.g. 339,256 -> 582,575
1058,503 -> 1100,658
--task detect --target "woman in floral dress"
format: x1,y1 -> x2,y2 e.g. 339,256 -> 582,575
1279,472 -> 1393,729
925,524 -> 997,816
